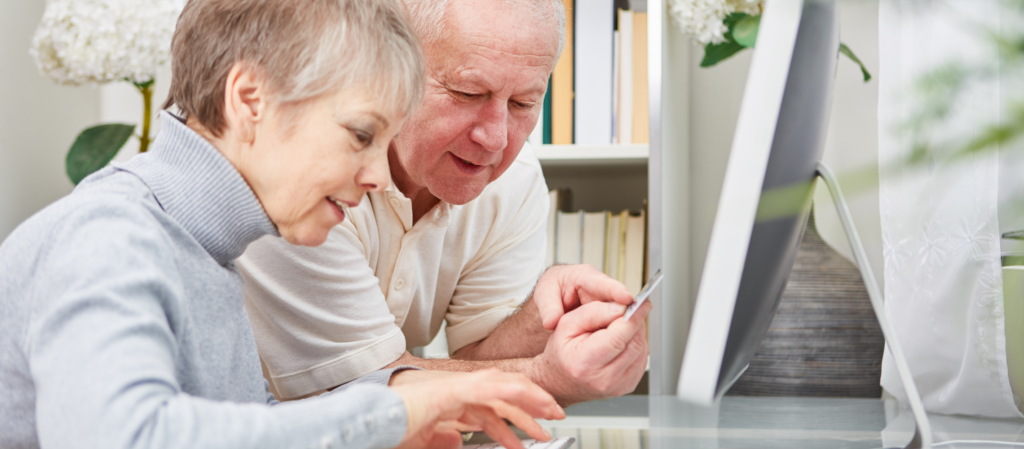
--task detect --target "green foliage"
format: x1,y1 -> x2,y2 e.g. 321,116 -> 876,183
839,43 -> 872,82
698,12 -> 872,83
700,41 -> 746,67
65,124 -> 135,185
700,13 -> 751,67
732,14 -> 760,48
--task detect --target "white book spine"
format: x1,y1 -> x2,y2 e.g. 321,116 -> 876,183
612,30 -> 621,144
618,10 -> 634,144
573,0 -> 614,145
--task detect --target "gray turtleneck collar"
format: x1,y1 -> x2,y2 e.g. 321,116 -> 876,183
113,111 -> 278,265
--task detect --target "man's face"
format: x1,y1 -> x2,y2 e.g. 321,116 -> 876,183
391,0 -> 559,205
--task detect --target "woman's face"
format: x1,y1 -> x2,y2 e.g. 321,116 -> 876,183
239,88 -> 400,246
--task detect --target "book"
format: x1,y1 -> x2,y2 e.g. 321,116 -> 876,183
617,9 -> 634,144
581,211 -> 607,270
573,0 -> 614,145
611,29 -> 621,144
551,0 -> 574,144
555,210 -> 582,264
545,189 -> 572,267
578,428 -> 601,449
632,11 -> 649,143
623,209 -> 645,295
604,210 -> 624,280
543,76 -> 553,144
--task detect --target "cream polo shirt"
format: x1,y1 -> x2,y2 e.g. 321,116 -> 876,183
237,145 -> 549,399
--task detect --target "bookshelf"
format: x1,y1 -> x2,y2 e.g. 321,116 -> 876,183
535,144 -> 648,166
538,144 -> 648,218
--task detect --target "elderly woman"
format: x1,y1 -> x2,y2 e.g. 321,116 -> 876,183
0,0 -> 564,448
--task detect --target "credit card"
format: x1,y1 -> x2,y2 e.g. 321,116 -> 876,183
623,269 -> 663,320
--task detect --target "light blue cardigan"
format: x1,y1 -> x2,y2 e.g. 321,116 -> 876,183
0,112 -> 408,449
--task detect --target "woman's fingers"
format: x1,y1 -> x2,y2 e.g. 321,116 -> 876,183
463,404 -> 527,449
394,369 -> 565,448
487,400 -> 552,442
463,370 -> 564,420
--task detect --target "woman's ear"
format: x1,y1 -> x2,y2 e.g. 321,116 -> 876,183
222,62 -> 267,144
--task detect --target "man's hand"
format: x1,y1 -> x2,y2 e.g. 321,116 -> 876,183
390,369 -> 565,449
532,265 -> 635,331
527,299 -> 653,406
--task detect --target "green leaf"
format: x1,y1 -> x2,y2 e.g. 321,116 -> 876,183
723,12 -> 749,30
66,124 -> 135,185
732,14 -> 761,48
701,40 -> 746,67
839,42 -> 872,82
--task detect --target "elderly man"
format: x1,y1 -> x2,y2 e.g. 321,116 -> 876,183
238,0 -> 651,405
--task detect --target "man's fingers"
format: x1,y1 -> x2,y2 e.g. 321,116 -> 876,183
534,264 -> 633,330
627,300 -> 654,323
611,328 -> 650,381
558,302 -> 645,370
533,272 -> 566,330
577,271 -> 634,306
557,301 -> 628,338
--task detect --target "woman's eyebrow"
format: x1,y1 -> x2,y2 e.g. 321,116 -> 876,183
335,111 -> 389,129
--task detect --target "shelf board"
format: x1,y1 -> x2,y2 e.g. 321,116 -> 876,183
534,144 -> 649,166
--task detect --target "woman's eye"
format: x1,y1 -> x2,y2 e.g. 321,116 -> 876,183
350,129 -> 373,147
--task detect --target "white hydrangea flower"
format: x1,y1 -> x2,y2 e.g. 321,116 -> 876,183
30,0 -> 181,85
668,0 -> 762,45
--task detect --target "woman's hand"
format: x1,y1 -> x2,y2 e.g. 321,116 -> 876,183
389,369 -> 565,449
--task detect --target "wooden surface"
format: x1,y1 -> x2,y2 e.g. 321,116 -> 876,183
727,213 -> 884,398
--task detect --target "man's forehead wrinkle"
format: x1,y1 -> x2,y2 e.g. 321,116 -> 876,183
462,39 -> 555,62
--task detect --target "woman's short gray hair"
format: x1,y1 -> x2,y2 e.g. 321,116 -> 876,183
403,0 -> 566,58
164,0 -> 424,137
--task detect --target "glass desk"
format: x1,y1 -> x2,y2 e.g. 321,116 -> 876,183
515,395 -> 1024,449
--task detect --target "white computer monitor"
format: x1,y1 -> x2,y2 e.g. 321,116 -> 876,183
676,0 -> 840,406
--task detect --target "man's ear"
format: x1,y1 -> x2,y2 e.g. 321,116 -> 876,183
222,62 -> 267,144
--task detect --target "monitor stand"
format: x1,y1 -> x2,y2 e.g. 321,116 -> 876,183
815,162 -> 932,449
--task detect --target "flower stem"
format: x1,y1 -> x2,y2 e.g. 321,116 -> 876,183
135,81 -> 154,153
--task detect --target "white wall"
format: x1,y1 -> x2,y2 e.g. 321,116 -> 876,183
0,1 -> 173,243
0,0 -> 99,241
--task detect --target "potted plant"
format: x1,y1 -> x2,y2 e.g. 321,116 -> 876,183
30,0 -> 181,184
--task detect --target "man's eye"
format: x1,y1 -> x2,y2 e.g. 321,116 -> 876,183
455,91 -> 480,99
512,101 -> 534,109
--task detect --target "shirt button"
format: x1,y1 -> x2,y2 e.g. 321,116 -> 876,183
320,436 -> 336,449
364,414 -> 376,432
388,406 -> 403,422
390,198 -> 400,208
342,426 -> 354,443
394,279 -> 405,291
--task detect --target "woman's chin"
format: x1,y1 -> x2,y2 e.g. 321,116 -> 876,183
279,226 -> 331,247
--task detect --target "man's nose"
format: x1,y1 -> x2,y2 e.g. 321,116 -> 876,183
468,98 -> 508,152
357,148 -> 390,193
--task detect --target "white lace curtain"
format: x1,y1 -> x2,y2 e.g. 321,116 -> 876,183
879,0 -> 1023,418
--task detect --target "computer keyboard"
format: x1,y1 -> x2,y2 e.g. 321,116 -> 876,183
463,436 -> 575,449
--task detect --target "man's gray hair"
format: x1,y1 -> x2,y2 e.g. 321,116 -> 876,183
402,0 -> 566,59
165,0 -> 424,137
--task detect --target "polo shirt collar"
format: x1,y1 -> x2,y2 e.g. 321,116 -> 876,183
114,111 -> 278,265
383,179 -> 461,231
